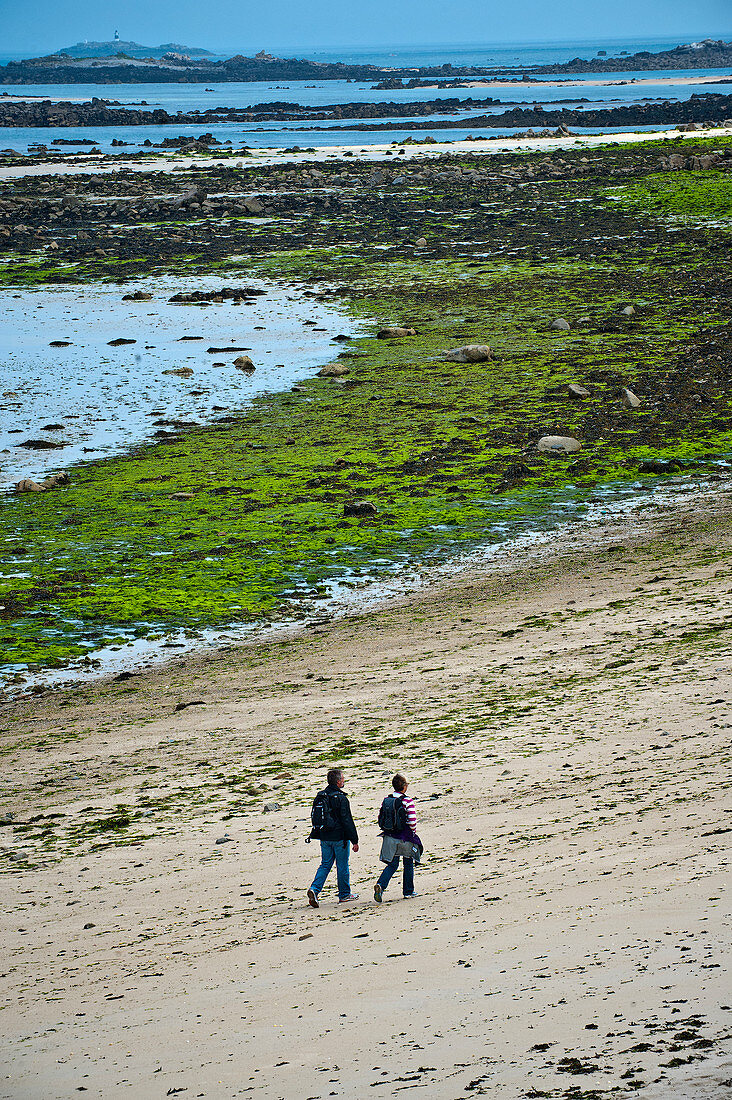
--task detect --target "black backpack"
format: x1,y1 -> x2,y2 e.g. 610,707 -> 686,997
378,794 -> 408,835
311,789 -> 340,836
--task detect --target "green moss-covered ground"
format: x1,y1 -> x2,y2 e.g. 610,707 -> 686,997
606,170 -> 732,219
3,138 -> 732,673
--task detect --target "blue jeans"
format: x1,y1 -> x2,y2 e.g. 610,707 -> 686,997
377,854 -> 414,896
310,840 -> 352,900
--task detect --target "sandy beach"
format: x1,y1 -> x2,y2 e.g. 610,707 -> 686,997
2,482 -> 731,1098
2,121 -> 732,181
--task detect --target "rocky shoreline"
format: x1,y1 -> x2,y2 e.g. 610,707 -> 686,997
2,91 -> 732,133
1,138 -> 730,266
1,39 -> 731,85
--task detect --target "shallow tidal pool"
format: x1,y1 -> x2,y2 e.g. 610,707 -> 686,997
0,276 -> 358,485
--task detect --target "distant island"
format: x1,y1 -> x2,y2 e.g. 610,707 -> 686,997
2,38 -> 731,84
54,38 -> 215,60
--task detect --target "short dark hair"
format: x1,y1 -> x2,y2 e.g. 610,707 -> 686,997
327,767 -> 344,786
392,773 -> 407,792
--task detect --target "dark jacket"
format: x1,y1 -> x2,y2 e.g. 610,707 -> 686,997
312,784 -> 359,845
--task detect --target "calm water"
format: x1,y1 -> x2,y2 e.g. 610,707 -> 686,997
0,278 -> 358,485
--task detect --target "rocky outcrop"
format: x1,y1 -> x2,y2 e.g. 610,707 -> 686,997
2,40 -> 731,85
533,39 -> 732,75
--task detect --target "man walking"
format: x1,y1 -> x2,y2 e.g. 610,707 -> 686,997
374,773 -> 420,902
307,768 -> 359,907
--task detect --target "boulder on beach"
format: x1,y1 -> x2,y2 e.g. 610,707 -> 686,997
318,363 -> 350,377
163,367 -> 194,377
233,355 -> 255,373
344,500 -> 378,518
568,383 -> 591,399
377,326 -> 417,338
622,387 -> 642,408
443,344 -> 493,363
538,435 -> 582,453
122,291 -> 152,301
551,318 -> 571,331
15,472 -> 70,493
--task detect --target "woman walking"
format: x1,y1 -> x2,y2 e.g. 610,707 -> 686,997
374,773 -> 421,902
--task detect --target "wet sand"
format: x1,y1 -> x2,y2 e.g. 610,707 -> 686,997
2,485 -> 731,1097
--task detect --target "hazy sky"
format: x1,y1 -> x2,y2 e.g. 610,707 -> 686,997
1,0 -> 730,54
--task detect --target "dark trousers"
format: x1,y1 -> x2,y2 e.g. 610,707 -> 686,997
377,854 -> 414,896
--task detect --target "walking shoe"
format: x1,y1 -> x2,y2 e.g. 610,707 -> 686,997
307,889 -> 319,909
403,892 -> 417,898
374,883 -> 383,903
337,894 -> 360,903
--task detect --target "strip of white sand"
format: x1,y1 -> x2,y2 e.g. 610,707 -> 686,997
462,72 -> 732,88
1,122 -> 731,181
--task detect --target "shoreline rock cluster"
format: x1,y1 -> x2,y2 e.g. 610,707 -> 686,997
0,94 -> 501,128
2,92 -> 732,135
275,93 -> 732,134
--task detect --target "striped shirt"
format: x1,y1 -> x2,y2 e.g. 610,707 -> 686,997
395,791 -> 417,830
